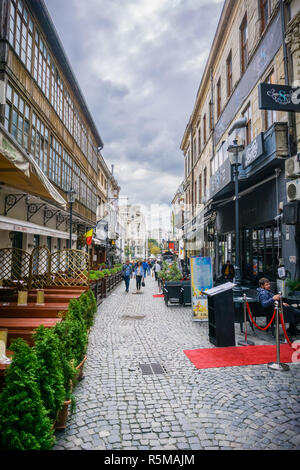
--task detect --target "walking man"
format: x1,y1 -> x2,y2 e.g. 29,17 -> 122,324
153,260 -> 161,281
122,260 -> 133,293
142,259 -> 148,278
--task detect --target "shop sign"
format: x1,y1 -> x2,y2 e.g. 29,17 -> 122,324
258,83 -> 300,113
190,257 -> 213,322
242,133 -> 264,169
210,158 -> 232,198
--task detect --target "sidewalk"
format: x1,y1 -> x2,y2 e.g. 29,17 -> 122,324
54,274 -> 300,450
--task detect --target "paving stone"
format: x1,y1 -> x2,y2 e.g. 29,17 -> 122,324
54,276 -> 300,451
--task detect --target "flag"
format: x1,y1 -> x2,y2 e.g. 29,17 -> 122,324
84,228 -> 93,245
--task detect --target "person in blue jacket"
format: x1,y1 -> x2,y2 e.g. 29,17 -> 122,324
134,261 -> 145,293
122,260 -> 133,293
142,260 -> 149,277
257,277 -> 300,336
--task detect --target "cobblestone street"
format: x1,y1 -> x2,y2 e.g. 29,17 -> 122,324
54,275 -> 300,451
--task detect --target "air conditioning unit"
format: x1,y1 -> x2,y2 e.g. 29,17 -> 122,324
285,155 -> 300,178
286,178 -> 300,202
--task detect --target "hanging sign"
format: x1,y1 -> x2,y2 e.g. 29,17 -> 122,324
258,83 -> 300,113
190,257 -> 213,321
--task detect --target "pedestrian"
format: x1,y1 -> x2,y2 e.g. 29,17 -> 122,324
122,259 -> 133,293
135,261 -> 144,293
142,259 -> 148,277
153,260 -> 161,281
257,277 -> 300,336
221,260 -> 235,281
147,260 -> 151,275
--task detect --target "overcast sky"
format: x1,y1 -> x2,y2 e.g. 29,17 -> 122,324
44,0 -> 224,217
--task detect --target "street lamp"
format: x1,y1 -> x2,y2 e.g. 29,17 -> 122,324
227,139 -> 244,287
66,188 -> 76,249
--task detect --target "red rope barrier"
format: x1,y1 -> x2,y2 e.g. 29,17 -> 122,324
246,302 -> 276,331
279,313 -> 293,347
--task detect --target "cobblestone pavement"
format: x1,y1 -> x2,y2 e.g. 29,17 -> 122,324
54,275 -> 300,451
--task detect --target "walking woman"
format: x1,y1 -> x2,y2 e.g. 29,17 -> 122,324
135,261 -> 144,293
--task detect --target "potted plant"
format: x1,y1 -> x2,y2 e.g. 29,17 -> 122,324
0,338 -> 54,450
286,278 -> 300,295
32,326 -> 65,423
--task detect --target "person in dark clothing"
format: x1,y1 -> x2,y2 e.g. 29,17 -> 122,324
222,260 -> 235,281
122,260 -> 133,293
257,277 -> 300,336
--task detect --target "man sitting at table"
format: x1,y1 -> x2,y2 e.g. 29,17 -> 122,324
257,277 -> 300,336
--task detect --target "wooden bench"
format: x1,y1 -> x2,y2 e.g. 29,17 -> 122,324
0,303 -> 69,318
0,318 -> 62,347
2,293 -> 81,304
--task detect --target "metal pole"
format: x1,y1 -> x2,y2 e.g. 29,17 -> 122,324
234,162 -> 241,286
238,293 -> 254,346
268,297 -> 289,371
69,202 -> 73,249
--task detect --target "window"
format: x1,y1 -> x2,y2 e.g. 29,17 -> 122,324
49,136 -> 62,186
5,83 -> 30,150
197,127 -> 201,157
34,29 -> 51,99
240,15 -> 248,75
242,104 -> 252,146
199,175 -> 202,203
217,79 -> 221,118
51,64 -> 63,120
9,0 -> 33,73
260,0 -> 271,33
61,149 -> 73,191
264,71 -> 277,130
209,100 -> 213,132
203,114 -> 207,144
203,167 -> 207,196
226,51 -> 232,97
31,112 -> 49,174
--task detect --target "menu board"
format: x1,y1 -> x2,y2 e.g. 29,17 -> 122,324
190,257 -> 213,321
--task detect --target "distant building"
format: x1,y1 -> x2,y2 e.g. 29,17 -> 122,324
119,205 -> 147,260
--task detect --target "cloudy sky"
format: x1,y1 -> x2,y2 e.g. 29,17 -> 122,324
44,0 -> 224,218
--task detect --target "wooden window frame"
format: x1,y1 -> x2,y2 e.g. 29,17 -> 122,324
226,51 -> 232,97
240,14 -> 248,75
203,114 -> 207,144
216,79 -> 221,118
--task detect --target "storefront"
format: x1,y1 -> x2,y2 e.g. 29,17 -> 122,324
208,122 -> 292,284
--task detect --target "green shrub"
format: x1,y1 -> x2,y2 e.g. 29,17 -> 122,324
79,290 -> 97,330
52,321 -> 77,398
32,326 -> 65,422
0,338 -> 54,450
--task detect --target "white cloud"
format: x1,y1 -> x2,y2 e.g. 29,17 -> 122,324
44,0 -> 224,207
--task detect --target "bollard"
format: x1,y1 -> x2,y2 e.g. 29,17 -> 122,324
238,293 -> 255,346
268,297 -> 289,371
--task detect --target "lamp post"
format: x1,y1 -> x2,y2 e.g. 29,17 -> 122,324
66,188 -> 76,249
227,139 -> 244,287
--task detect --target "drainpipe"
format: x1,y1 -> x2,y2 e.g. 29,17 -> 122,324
280,0 -> 296,157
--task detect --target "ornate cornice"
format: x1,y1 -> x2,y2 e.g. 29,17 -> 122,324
285,12 -> 300,53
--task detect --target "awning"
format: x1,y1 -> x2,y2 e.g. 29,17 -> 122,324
0,215 -> 77,240
0,125 -> 67,209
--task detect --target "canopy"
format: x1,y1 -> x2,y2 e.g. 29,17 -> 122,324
0,125 -> 67,209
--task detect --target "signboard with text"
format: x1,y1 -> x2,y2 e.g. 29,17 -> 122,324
190,257 -> 213,322
258,83 -> 300,113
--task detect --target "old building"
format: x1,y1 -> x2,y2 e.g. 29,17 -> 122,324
119,205 -> 148,260
0,0 -> 112,261
180,0 -> 300,284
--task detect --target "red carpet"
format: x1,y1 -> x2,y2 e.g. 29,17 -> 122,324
184,344 -> 293,369
153,294 -> 164,298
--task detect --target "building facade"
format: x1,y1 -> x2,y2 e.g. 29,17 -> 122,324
0,0 -> 113,263
119,205 -> 148,261
180,0 -> 300,284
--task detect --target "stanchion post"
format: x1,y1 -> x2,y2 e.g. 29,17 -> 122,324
238,293 -> 255,346
268,297 -> 289,371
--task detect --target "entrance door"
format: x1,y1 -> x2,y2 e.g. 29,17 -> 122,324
32,235 -> 40,275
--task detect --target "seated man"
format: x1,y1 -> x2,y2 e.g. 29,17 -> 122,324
257,277 -> 300,336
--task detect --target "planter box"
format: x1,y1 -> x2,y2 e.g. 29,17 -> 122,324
54,400 -> 71,430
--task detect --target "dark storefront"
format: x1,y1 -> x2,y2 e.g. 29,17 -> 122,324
208,121 -> 298,285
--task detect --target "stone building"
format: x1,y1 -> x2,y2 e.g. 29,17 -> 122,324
0,0 -> 112,262
180,0 -> 300,283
